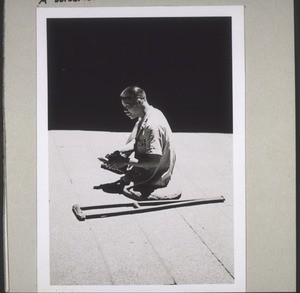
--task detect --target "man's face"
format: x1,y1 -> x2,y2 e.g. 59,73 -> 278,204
121,99 -> 140,120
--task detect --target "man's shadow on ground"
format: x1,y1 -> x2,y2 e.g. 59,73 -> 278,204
93,181 -> 124,194
93,180 -> 149,201
93,180 -> 182,201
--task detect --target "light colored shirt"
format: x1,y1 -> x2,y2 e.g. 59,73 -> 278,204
133,106 -> 176,187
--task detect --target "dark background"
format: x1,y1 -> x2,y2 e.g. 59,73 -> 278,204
47,17 -> 232,133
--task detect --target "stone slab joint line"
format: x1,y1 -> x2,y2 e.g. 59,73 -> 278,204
87,222 -> 116,285
54,142 -> 85,206
180,215 -> 234,280
134,217 -> 178,285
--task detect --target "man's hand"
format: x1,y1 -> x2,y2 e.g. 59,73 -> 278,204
107,156 -> 129,169
98,151 -> 129,174
106,151 -> 129,169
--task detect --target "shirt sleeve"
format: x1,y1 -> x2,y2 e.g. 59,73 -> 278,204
144,124 -> 163,156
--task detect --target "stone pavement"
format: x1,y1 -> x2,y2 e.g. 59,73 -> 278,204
49,131 -> 234,286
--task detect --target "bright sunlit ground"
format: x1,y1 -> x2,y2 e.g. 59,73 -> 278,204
48,130 -> 234,286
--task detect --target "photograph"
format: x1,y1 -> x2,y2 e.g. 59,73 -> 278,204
37,6 -> 245,292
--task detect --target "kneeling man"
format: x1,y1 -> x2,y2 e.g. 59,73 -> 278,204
99,86 -> 181,200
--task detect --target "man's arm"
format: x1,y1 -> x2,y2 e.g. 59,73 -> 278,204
107,153 -> 161,170
100,140 -> 134,161
127,154 -> 161,169
123,154 -> 162,189
118,139 -> 135,155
